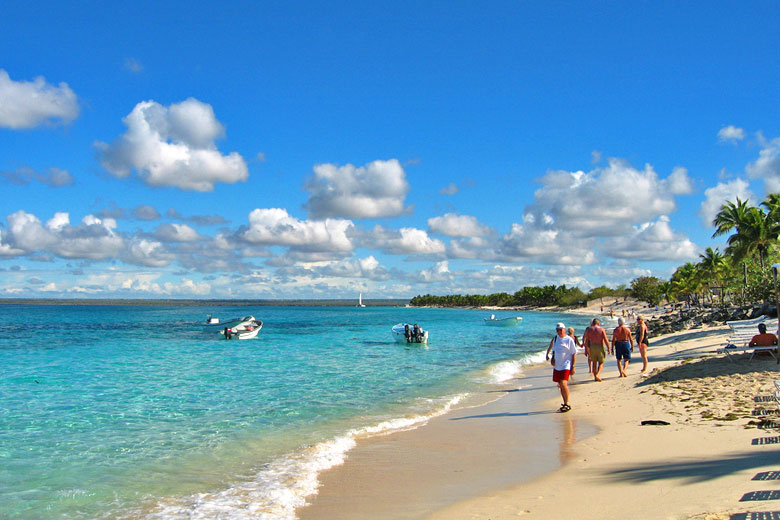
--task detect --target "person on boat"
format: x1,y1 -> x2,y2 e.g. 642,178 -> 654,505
611,317 -> 634,378
550,322 -> 577,413
404,324 -> 412,342
635,315 -> 651,374
583,318 -> 609,382
749,323 -> 778,347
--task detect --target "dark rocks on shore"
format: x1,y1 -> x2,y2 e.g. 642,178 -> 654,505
646,303 -> 778,336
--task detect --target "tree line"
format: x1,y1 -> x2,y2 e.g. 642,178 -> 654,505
411,194 -> 780,309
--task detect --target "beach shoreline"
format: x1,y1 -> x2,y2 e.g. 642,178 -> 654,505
298,322 -> 780,520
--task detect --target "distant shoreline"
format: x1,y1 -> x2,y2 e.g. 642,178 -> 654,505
0,298 -> 409,307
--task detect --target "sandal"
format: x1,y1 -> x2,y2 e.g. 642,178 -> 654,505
558,404 -> 571,413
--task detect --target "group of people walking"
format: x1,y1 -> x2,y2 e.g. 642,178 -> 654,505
546,316 -> 650,413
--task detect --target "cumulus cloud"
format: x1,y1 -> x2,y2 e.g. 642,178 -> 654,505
699,178 -> 755,226
303,159 -> 410,219
0,69 -> 79,129
370,226 -> 446,255
602,216 -> 699,261
529,159 -> 688,237
417,261 -> 454,283
718,125 -> 745,143
428,213 -> 491,238
746,136 -> 780,193
5,211 -> 124,260
122,238 -> 175,267
242,208 -> 354,252
496,223 -> 598,265
95,98 -> 248,191
166,208 -> 229,226
1,166 -> 73,186
154,223 -> 200,242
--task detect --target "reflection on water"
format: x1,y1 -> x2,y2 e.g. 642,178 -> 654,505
559,416 -> 578,464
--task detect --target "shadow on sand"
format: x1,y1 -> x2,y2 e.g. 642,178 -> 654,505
602,449 -> 780,485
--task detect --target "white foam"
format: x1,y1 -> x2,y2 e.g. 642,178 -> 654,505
481,350 -> 548,384
142,394 -> 467,520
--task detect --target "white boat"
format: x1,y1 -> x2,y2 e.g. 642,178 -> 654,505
204,314 -> 252,329
357,293 -> 366,307
392,323 -> 428,344
483,314 -> 523,327
220,319 -> 263,340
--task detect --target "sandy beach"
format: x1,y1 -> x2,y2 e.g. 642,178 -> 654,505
300,313 -> 780,520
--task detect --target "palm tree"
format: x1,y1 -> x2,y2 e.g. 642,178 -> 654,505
712,196 -> 780,270
699,247 -> 728,303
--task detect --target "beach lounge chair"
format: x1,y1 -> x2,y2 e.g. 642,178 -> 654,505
717,344 -> 778,362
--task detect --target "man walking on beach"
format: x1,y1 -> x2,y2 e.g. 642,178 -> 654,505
612,317 -> 634,378
551,322 -> 577,412
583,318 -> 609,382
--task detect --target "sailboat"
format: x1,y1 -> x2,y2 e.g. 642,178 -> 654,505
357,293 -> 366,307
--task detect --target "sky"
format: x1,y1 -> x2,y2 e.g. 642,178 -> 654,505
1,1 -> 780,300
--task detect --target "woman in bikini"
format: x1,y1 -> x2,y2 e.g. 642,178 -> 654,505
635,315 -> 650,374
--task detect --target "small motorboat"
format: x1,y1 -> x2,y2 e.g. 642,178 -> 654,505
220,319 -> 263,340
204,315 -> 254,329
483,314 -> 523,327
392,323 -> 428,344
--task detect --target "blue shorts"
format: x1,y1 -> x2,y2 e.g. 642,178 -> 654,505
615,341 -> 631,361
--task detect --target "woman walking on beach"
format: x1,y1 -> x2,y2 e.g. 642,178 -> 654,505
612,317 -> 634,378
583,318 -> 609,382
635,315 -> 650,374
551,322 -> 577,412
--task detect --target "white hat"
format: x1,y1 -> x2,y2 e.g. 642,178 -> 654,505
556,322 -> 565,330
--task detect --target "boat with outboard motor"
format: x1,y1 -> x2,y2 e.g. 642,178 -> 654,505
220,318 -> 263,340
392,323 -> 428,344
204,314 -> 253,329
483,314 -> 523,327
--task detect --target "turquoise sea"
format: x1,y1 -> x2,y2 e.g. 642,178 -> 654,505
0,304 -> 592,519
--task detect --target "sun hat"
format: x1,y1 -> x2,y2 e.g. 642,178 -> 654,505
556,322 -> 565,330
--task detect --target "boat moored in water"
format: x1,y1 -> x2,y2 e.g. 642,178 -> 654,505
220,318 -> 263,340
483,314 -> 523,327
392,323 -> 428,344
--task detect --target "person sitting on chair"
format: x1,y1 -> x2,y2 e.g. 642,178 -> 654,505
749,323 -> 778,347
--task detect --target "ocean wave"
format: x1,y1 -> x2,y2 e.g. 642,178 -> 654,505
139,394 -> 468,520
480,349 -> 548,384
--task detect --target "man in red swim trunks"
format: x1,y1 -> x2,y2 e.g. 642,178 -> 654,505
551,322 -> 577,412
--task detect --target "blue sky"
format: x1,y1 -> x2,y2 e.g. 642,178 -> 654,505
1,1 -> 779,299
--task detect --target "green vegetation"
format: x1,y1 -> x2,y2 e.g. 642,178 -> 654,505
411,194 -> 780,309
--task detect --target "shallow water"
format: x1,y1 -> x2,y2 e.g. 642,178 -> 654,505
0,304 -> 591,519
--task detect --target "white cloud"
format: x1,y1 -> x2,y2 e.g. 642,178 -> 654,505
497,223 -> 598,265
417,261 -> 453,283
371,226 -> 446,255
427,213 -> 491,238
664,166 -> 694,195
95,98 -> 248,191
0,69 -> 79,129
303,159 -> 410,219
123,238 -> 175,267
746,136 -> 780,193
602,216 -> 699,261
4,210 -> 124,260
717,125 -> 745,143
242,208 -> 354,252
699,178 -> 755,226
154,223 -> 200,242
530,159 -> 685,237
